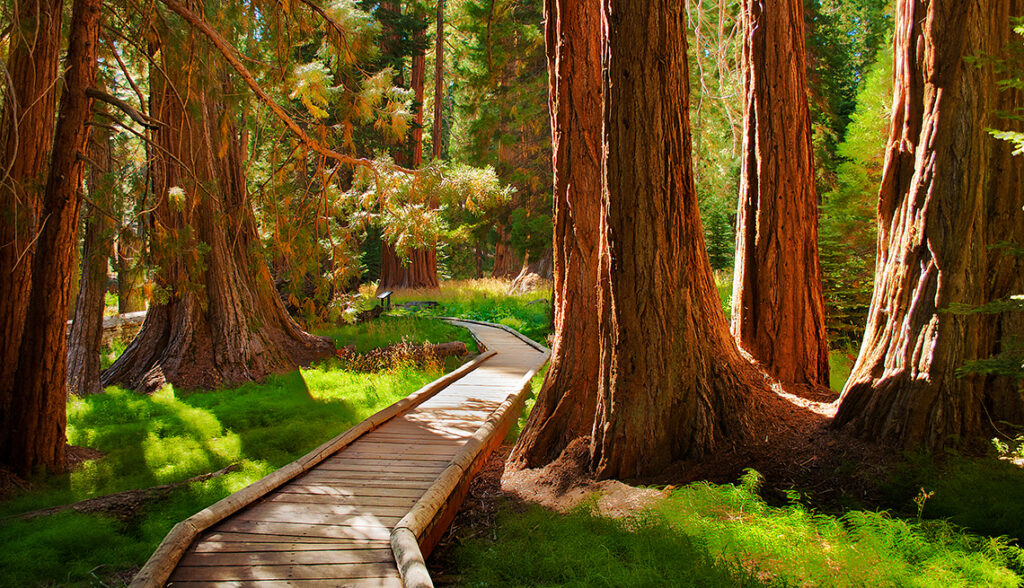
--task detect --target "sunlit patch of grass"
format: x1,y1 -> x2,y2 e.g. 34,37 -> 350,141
457,470 -> 1023,587
0,358 -> 443,586
829,348 -> 854,392
368,278 -> 553,344
316,315 -> 477,354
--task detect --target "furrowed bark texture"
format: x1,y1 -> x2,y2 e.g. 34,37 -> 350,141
509,0 -> 602,469
4,0 -> 101,476
592,0 -> 764,479
0,0 -> 63,469
101,12 -> 332,392
834,0 -> 1024,448
432,0 -> 445,161
67,118 -> 116,396
731,0 -> 830,386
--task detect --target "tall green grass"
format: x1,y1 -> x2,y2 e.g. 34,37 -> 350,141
317,315 -> 478,354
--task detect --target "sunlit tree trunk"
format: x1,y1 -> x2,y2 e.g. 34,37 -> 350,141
509,0 -> 602,469
834,0 -> 1024,448
432,0 -> 445,162
102,18 -> 332,392
731,0 -> 830,387
591,0 -> 766,479
2,0 -> 101,476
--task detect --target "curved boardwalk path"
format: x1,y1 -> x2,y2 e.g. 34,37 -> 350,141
163,321 -> 547,587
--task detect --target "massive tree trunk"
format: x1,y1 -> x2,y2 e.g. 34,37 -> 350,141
432,0 -> 445,162
591,0 -> 766,479
508,0 -> 602,470
731,0 -> 829,387
491,225 -> 520,279
0,0 -> 63,469
833,0 -> 1024,448
101,21 -> 332,393
3,0 -> 101,476
67,114 -> 116,396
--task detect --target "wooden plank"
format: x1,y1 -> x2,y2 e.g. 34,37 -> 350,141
197,532 -> 371,545
168,579 -> 402,588
229,509 -> 403,527
324,455 -> 451,466
170,562 -> 399,582
215,520 -> 391,541
287,477 -> 435,490
179,548 -> 394,567
277,485 -> 425,498
298,470 -> 440,483
244,501 -> 410,519
264,493 -> 417,508
192,541 -> 391,554
337,441 -> 462,455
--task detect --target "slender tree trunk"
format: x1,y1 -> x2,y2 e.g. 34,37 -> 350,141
509,0 -> 602,470
3,0 -> 102,476
410,24 -> 426,168
67,113 -> 115,396
0,0 -> 63,467
591,0 -> 766,479
731,0 -> 829,387
102,23 -> 332,393
834,0 -> 1024,448
474,241 -> 484,278
432,0 -> 445,162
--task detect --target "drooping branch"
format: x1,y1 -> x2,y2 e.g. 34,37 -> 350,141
159,0 -> 413,176
86,87 -> 161,129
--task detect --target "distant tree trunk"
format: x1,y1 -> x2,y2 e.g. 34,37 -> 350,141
509,248 -> 554,293
474,241 -> 484,278
731,0 -> 829,387
509,0 -> 602,470
0,0 -> 63,468
432,0 -> 445,162
491,225 -> 519,278
377,10 -> 437,291
67,112 -> 116,396
2,0 -> 101,476
116,222 -> 147,313
834,0 -> 1024,448
591,0 -> 766,479
102,27 -> 332,393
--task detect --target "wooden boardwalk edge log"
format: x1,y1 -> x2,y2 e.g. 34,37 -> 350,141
129,348 -> 497,588
392,322 -> 550,588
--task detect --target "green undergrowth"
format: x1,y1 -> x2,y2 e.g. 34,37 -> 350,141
317,314 -> 478,354
0,358 -> 443,587
378,279 -> 552,344
456,469 -> 1024,587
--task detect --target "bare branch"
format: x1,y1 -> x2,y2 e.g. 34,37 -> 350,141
86,87 -> 162,129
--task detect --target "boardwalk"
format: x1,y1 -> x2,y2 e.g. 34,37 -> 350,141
161,321 -> 547,587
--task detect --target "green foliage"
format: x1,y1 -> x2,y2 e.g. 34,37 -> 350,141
318,314 -> 477,353
819,43 -> 893,347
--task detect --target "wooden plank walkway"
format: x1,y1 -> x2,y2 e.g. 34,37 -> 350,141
164,321 -> 547,587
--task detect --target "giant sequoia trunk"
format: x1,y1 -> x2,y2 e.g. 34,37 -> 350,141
491,225 -> 520,279
432,0 -> 445,162
591,0 -> 767,479
508,0 -> 603,469
67,119 -> 116,396
833,0 -> 1024,448
0,0 -> 63,468
102,23 -> 332,392
731,0 -> 830,387
2,0 -> 101,476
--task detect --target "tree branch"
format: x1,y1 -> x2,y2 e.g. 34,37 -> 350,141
86,87 -> 162,129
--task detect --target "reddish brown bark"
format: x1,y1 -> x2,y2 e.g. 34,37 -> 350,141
509,0 -> 602,470
491,225 -> 520,279
731,0 -> 829,387
116,222 -> 147,313
0,0 -> 63,464
3,0 -> 102,476
592,0 -> 766,479
834,0 -> 1024,448
378,242 -> 440,290
67,116 -> 115,396
101,18 -> 332,392
432,0 -> 445,161
410,22 -> 426,168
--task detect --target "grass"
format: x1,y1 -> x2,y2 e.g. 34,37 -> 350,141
456,470 -> 1024,587
365,278 -> 553,345
0,316 -> 477,587
317,315 -> 478,354
829,348 -> 855,392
